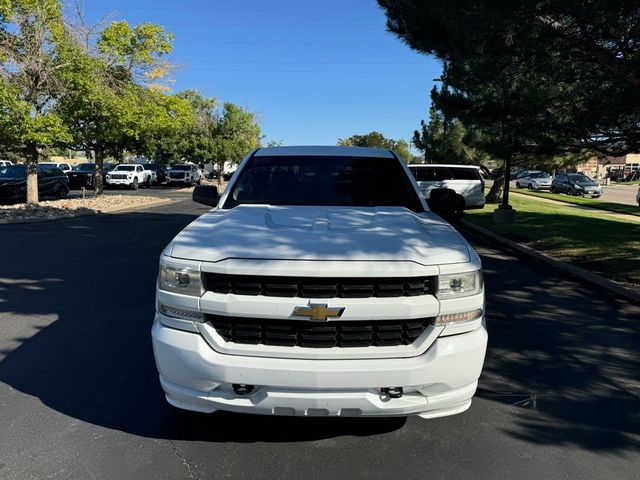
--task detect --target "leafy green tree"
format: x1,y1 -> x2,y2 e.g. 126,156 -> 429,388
379,0 -> 640,156
0,0 -> 72,203
57,19 -> 179,193
97,21 -> 174,86
337,131 -> 411,161
379,0 -> 640,209
413,104 -> 490,166
212,102 -> 261,179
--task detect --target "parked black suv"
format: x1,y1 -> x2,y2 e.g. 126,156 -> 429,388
67,163 -> 115,189
0,165 -> 69,204
142,163 -> 167,185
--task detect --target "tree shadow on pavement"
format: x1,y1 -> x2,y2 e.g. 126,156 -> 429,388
474,241 -> 640,452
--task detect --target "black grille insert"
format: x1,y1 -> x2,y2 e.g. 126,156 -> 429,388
203,274 -> 435,298
206,314 -> 432,348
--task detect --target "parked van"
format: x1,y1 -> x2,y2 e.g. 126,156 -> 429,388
408,164 -> 485,211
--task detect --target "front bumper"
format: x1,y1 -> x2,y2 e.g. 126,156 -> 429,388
151,316 -> 488,417
106,179 -> 134,186
68,175 -> 93,189
168,176 -> 191,183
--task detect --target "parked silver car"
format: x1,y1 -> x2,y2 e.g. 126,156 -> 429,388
514,170 -> 552,190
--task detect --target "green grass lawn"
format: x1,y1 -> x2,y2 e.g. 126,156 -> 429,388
466,196 -> 640,286
513,189 -> 640,217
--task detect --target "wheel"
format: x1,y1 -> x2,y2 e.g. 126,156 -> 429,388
145,177 -> 151,188
527,183 -> 533,190
55,185 -> 68,199
453,195 -> 466,217
515,182 -> 521,188
131,178 -> 139,190
196,178 -> 201,185
550,186 -> 556,193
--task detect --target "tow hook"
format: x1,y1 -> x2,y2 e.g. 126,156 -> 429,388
381,387 -> 404,399
233,384 -> 255,395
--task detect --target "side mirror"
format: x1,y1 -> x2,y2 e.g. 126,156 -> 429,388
427,188 -> 458,217
193,185 -> 219,207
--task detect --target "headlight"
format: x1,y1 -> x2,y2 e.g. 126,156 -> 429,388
437,270 -> 482,298
158,265 -> 203,296
435,308 -> 483,326
574,184 -> 583,190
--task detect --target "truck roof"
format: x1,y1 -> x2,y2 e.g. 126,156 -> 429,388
254,146 -> 395,158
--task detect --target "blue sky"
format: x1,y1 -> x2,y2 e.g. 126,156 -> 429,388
78,0 -> 442,150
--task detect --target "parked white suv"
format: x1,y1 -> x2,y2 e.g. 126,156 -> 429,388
105,164 -> 150,189
152,146 -> 488,419
408,164 -> 485,212
167,164 -> 202,186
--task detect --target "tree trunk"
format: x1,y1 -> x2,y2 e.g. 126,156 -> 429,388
485,174 -> 504,203
499,156 -> 513,210
25,142 -> 39,204
94,144 -> 104,195
217,160 -> 224,186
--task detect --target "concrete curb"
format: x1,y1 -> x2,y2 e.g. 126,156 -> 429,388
459,218 -> 640,305
0,198 -> 175,226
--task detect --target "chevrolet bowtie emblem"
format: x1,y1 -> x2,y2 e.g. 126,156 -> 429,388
292,303 -> 345,321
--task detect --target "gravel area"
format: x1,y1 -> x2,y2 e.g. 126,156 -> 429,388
0,194 -> 168,223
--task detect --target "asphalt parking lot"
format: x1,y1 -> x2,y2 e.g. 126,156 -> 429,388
66,184 -> 198,201
0,192 -> 638,479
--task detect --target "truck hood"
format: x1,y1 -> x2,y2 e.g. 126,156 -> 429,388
169,205 -> 471,265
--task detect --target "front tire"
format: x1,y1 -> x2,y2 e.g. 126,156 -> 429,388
56,185 -> 68,199
131,178 -> 139,190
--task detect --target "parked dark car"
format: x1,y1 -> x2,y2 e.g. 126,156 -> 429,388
142,163 -> 167,185
206,169 -> 219,180
0,165 -> 69,204
222,170 -> 235,181
551,173 -> 603,197
67,163 -> 114,190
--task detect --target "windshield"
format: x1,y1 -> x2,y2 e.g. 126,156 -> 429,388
0,165 -> 27,178
171,165 -> 191,171
224,155 -> 423,211
114,165 -> 136,171
73,164 -> 95,172
530,172 -> 550,179
568,174 -> 593,183
144,164 -> 160,170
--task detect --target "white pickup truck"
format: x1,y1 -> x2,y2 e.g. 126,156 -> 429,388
152,146 -> 488,418
105,164 -> 150,190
